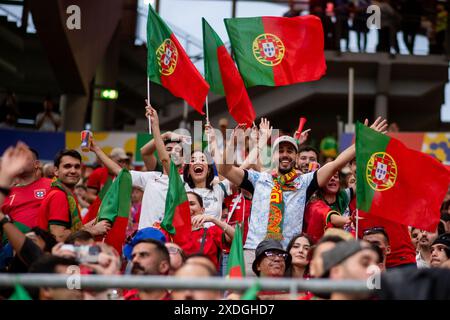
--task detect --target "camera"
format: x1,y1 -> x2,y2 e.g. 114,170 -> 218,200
60,244 -> 101,264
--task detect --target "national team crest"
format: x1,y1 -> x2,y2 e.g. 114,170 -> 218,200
156,39 -> 178,76
34,189 -> 46,199
252,33 -> 285,66
366,152 -> 398,191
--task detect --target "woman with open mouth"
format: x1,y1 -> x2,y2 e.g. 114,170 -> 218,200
183,151 -> 231,226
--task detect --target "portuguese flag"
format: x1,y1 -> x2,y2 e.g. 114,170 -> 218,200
161,160 -> 192,249
227,222 -> 245,278
202,18 -> 256,127
356,122 -> 450,232
147,5 -> 209,114
97,169 -> 132,255
224,15 -> 326,88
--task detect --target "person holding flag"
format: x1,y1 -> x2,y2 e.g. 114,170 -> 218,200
219,117 -> 387,276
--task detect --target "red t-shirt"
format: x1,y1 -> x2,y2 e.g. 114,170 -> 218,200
124,289 -> 171,300
86,167 -> 113,192
186,225 -> 225,270
37,188 -> 81,231
303,200 -> 340,243
222,193 -> 251,253
350,198 -> 416,267
1,178 -> 52,229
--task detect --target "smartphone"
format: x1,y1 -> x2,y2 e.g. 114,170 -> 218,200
76,245 -> 101,264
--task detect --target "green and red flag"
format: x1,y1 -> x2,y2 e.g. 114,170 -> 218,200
224,15 -> 326,88
82,176 -> 113,225
97,169 -> 132,255
202,18 -> 256,127
9,283 -> 32,300
226,222 -> 245,278
147,5 -> 209,114
161,160 -> 192,250
355,122 -> 450,232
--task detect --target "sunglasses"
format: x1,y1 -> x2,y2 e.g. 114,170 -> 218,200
363,226 -> 386,236
263,251 -> 288,260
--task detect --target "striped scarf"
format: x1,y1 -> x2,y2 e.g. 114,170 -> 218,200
51,180 -> 83,232
266,168 -> 298,241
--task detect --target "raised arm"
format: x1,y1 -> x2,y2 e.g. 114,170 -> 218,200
90,140 -> 122,176
218,125 -> 246,186
140,131 -> 171,171
316,117 -> 388,187
145,102 -> 170,175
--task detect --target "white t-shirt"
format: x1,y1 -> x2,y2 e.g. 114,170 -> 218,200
133,170 -> 231,230
186,180 -> 231,223
36,112 -> 61,131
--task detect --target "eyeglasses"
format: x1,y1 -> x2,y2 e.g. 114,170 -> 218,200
167,246 -> 182,255
263,251 -> 288,261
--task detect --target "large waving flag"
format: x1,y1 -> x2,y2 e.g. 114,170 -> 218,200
82,177 -> 112,225
161,160 -> 192,250
355,122 -> 450,232
224,15 -> 326,87
147,5 -> 209,114
226,223 -> 245,278
97,169 -> 132,255
203,18 -> 256,127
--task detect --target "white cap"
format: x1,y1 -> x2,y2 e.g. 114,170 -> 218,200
110,148 -> 129,160
271,135 -> 299,153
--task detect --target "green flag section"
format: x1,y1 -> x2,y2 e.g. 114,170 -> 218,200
355,122 -> 450,232
241,282 -> 261,300
82,176 -> 113,225
226,223 -> 245,278
9,283 -> 32,300
224,15 -> 326,88
203,18 -> 256,127
147,5 -> 209,114
97,169 -> 132,255
161,160 -> 192,248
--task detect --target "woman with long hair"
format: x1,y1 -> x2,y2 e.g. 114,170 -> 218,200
286,233 -> 314,279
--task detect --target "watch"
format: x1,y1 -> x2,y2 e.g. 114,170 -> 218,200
0,214 -> 12,228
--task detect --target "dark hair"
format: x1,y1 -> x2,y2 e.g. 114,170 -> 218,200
186,191 -> 203,208
183,152 -> 215,190
363,226 -> 390,244
65,230 -> 94,245
438,221 -> 446,236
28,148 -> 39,160
29,227 -> 57,252
28,255 -> 79,300
54,149 -> 82,168
298,145 -> 319,159
285,233 -> 314,278
133,238 -> 170,263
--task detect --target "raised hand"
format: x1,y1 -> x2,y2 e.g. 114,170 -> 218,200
295,128 -> 311,145
364,117 -> 388,134
145,100 -> 159,129
0,142 -> 33,182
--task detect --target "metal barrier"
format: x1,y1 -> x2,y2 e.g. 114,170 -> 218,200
0,274 -> 371,298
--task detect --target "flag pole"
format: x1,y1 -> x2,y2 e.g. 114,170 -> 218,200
147,77 -> 152,135
206,95 -> 211,153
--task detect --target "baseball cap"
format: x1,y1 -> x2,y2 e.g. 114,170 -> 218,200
123,227 -> 167,261
110,148 -> 129,160
432,233 -> 450,248
271,135 -> 298,153
252,239 -> 291,276
321,240 -> 367,278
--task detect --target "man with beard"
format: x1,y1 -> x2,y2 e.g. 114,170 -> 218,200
1,147 -> 52,231
125,239 -> 171,300
219,118 -> 388,276
296,145 -> 320,175
37,150 -> 110,242
416,228 -> 439,268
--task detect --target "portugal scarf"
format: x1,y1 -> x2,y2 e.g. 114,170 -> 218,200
51,180 -> 83,232
266,168 -> 298,240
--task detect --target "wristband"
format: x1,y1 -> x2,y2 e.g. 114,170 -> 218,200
0,186 -> 10,196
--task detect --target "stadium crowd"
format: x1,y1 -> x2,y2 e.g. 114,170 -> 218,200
0,102 -> 450,300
